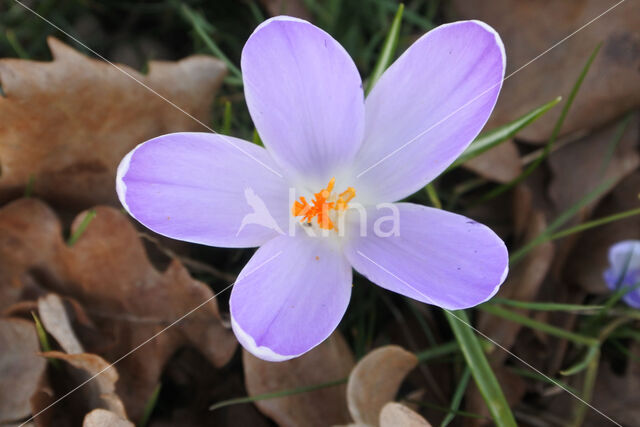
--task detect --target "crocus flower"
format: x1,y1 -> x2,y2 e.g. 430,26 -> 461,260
604,240 -> 640,308
116,16 -> 508,361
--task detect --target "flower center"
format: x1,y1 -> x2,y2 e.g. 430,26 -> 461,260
291,178 -> 355,230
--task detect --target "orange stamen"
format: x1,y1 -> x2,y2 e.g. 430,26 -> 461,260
291,178 -> 355,230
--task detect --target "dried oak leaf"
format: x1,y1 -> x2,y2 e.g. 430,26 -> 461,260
0,198 -> 237,420
0,37 -> 226,208
379,402 -> 431,427
83,409 -> 134,427
447,0 -> 640,142
346,345 -> 418,427
243,331 -> 354,427
41,351 -> 128,420
0,318 -> 47,424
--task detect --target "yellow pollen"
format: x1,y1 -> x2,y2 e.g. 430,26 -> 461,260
292,178 -> 356,230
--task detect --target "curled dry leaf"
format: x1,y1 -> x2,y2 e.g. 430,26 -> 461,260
83,409 -> 134,427
38,294 -> 84,354
243,331 -> 354,427
42,351 -> 127,419
347,345 -> 418,426
0,37 -> 226,208
448,0 -> 640,142
0,198 -> 237,420
0,318 -> 47,424
379,402 -> 431,427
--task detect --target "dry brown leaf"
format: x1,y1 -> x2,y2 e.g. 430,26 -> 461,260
548,114 -> 639,273
0,37 -> 226,208
83,409 -> 134,427
463,140 -> 522,183
0,198 -> 237,420
447,0 -> 640,142
0,318 -> 47,424
243,331 -> 354,427
38,294 -> 84,354
379,402 -> 431,427
42,351 -> 127,419
347,345 -> 418,426
512,185 -> 533,238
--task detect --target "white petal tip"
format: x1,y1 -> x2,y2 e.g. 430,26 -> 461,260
115,148 -> 136,213
231,315 -> 296,362
469,20 -> 507,74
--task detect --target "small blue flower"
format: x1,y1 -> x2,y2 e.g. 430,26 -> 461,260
604,240 -> 640,308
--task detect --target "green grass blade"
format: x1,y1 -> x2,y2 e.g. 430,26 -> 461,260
138,383 -> 162,427
489,298 -> 603,312
509,367 -> 578,394
448,97 -> 562,170
444,310 -> 517,427
479,304 -> 598,347
479,44 -> 601,203
364,3 -> 404,95
415,340 -> 459,363
67,210 -> 96,246
6,29 -> 29,58
570,348 -> 600,427
441,367 -> 471,427
180,4 -> 242,80
425,183 -> 442,209
509,178 -> 614,264
209,378 -> 347,411
24,174 -> 36,198
548,207 -> 640,241
31,311 -> 61,369
560,345 -> 599,376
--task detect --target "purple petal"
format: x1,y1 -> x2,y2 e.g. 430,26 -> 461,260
117,132 -> 290,248
604,240 -> 640,308
230,235 -> 352,361
343,203 -> 508,309
242,16 -> 365,184
352,21 -> 506,203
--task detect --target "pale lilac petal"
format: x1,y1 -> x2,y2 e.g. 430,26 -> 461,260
352,21 -> 506,204
242,16 -> 365,184
117,132 -> 290,248
230,235 -> 352,361
604,240 -> 640,308
343,203 -> 508,309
